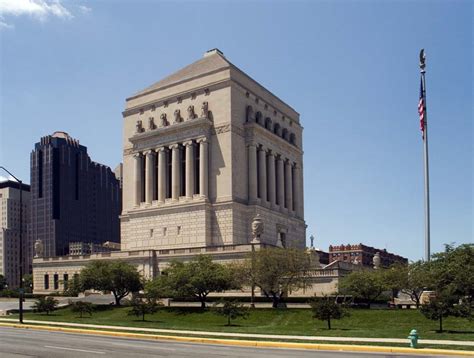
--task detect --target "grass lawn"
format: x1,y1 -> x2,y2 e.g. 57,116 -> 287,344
10,306 -> 474,342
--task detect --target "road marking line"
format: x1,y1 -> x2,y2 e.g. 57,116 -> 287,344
44,345 -> 106,354
108,341 -> 176,351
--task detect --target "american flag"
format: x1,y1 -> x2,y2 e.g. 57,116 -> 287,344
418,77 -> 425,139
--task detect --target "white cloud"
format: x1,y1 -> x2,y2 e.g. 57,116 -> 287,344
0,17 -> 13,29
78,5 -> 91,14
0,0 -> 73,22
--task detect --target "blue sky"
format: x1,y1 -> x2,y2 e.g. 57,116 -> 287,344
0,0 -> 471,260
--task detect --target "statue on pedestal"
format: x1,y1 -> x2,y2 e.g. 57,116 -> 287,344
373,252 -> 381,269
201,101 -> 209,118
251,214 -> 264,243
34,239 -> 44,258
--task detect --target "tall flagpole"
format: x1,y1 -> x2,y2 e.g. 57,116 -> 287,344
419,49 -> 431,261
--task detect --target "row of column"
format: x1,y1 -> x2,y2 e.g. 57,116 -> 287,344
248,144 -> 302,216
133,138 -> 208,205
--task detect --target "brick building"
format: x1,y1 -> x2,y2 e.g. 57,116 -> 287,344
328,243 -> 407,268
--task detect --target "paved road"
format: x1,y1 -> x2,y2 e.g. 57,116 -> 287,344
0,327 -> 456,358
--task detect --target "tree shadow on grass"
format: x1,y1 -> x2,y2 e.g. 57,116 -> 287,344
433,330 -> 474,334
130,319 -> 164,323
168,307 -> 208,316
93,305 -> 115,312
314,328 -> 352,332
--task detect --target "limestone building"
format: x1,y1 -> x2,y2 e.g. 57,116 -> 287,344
0,181 -> 30,288
121,49 -> 305,251
33,49 -> 307,293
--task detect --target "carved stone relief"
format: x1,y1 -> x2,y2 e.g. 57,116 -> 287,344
136,120 -> 144,133
187,105 -> 196,120
160,113 -> 168,127
174,109 -> 183,123
148,117 -> 155,130
201,101 -> 209,118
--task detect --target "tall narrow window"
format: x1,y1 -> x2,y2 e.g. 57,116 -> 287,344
63,274 -> 69,290
52,148 -> 61,219
74,153 -> 79,200
256,149 -> 261,198
53,274 -> 59,290
44,274 -> 49,290
291,165 -> 296,211
38,150 -> 43,198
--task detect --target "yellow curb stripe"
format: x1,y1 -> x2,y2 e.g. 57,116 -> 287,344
0,322 -> 472,357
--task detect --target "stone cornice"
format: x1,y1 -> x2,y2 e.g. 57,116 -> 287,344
129,117 -> 212,152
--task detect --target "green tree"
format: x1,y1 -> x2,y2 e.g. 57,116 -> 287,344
144,275 -> 173,302
310,295 -> 349,330
339,269 -> 386,308
241,248 -> 312,308
382,262 -> 429,308
418,244 -> 474,332
419,293 -> 465,332
32,296 -> 58,315
80,260 -> 142,306
162,255 -> 238,308
429,244 -> 474,303
70,301 -> 94,318
0,275 -> 6,291
23,274 -> 33,293
213,299 -> 249,326
63,276 -> 83,297
128,297 -> 161,321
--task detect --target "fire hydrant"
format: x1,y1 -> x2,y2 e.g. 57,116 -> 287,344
408,329 -> 419,348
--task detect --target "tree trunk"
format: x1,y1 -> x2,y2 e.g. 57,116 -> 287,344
200,300 -> 206,309
227,316 -> 231,326
439,315 -> 443,333
327,318 -> 331,330
113,291 -> 121,306
272,295 -> 279,308
142,313 -> 145,321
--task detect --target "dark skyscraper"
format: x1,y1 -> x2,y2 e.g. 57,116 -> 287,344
29,132 -> 121,260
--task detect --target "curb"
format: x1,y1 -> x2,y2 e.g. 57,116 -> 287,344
0,322 -> 472,356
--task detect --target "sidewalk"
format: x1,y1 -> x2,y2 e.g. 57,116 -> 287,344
0,318 -> 472,347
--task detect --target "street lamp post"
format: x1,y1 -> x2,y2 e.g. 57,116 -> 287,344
0,166 -> 24,324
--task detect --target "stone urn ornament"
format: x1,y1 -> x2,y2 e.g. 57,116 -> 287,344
373,252 -> 381,269
34,239 -> 44,258
251,214 -> 264,243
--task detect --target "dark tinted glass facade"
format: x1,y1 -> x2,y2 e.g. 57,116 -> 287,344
29,132 -> 121,258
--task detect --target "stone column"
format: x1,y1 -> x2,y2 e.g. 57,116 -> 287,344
157,147 -> 166,203
170,143 -> 180,200
285,160 -> 293,211
184,141 -> 195,198
133,153 -> 142,206
248,144 -> 258,203
276,156 -> 285,208
293,164 -> 303,217
258,146 -> 267,203
267,150 -> 276,207
198,138 -> 208,198
144,150 -> 154,204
